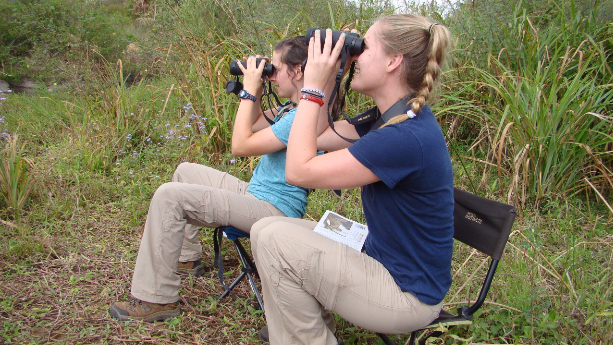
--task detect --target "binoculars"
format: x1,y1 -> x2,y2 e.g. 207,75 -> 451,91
229,58 -> 275,77
305,27 -> 364,56
226,28 -> 363,96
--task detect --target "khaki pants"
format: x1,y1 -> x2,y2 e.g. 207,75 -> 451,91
251,217 -> 442,345
131,163 -> 285,304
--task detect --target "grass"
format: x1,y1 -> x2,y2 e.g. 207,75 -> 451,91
0,135 -> 36,219
1,0 -> 612,344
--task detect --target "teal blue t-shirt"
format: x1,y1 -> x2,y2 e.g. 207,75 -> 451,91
247,108 -> 308,218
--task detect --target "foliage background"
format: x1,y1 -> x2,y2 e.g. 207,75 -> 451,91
0,0 -> 612,344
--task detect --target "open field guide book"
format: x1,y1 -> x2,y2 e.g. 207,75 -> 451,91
314,210 -> 369,251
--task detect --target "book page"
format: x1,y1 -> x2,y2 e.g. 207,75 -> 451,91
313,210 -> 369,251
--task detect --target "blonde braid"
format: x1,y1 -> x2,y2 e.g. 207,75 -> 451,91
375,15 -> 451,126
410,24 -> 448,114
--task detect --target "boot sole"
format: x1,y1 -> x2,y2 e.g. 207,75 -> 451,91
109,304 -> 181,323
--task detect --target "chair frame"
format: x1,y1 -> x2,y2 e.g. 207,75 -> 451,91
377,188 -> 517,345
213,226 -> 265,311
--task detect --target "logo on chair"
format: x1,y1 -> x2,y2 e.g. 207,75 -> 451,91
465,212 -> 483,224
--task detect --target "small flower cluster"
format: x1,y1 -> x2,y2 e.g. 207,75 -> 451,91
0,89 -> 11,138
115,102 -> 212,181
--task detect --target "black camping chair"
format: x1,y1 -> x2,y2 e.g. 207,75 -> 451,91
377,188 -> 517,345
213,226 -> 265,311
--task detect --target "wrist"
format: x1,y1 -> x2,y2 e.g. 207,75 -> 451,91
300,94 -> 324,106
238,89 -> 257,102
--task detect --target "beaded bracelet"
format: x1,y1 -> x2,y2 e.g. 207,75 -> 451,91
301,91 -> 324,99
300,94 -> 324,106
300,88 -> 325,98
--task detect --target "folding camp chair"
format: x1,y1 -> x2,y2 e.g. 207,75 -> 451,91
212,226 -> 264,311
376,188 -> 517,345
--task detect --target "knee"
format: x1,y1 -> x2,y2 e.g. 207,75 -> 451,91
250,217 -> 287,257
252,216 -> 287,237
172,162 -> 194,181
153,182 -> 180,201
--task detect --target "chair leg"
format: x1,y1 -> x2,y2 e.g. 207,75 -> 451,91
408,331 -> 417,345
234,239 -> 265,311
217,272 -> 247,301
377,333 -> 396,345
245,269 -> 265,310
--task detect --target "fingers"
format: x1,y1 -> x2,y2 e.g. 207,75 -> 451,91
313,29 -> 322,59
322,28 -> 333,57
236,58 -> 247,74
333,32 -> 346,57
308,35 -> 315,62
313,29 -> 346,62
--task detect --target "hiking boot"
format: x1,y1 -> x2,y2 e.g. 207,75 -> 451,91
176,259 -> 205,277
109,297 -> 181,322
258,326 -> 343,344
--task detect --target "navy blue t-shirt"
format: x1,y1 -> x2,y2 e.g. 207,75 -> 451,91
347,105 -> 454,305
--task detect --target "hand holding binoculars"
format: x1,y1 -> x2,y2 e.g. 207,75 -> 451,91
226,28 -> 363,95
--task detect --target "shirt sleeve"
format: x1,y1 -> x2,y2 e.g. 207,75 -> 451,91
348,124 -> 423,188
270,108 -> 296,146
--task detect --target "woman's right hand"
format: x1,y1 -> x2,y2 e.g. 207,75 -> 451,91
303,29 -> 346,91
236,55 -> 267,96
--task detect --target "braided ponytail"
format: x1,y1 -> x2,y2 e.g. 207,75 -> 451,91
375,15 -> 451,125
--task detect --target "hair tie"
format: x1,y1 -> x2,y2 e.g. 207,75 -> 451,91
428,23 -> 438,34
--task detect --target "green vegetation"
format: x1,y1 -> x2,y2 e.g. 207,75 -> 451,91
1,0 -> 612,344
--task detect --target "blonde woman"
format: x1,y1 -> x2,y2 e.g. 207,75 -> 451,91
252,15 -> 455,344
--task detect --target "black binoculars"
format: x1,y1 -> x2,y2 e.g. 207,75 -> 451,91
305,27 -> 364,56
229,58 -> 275,77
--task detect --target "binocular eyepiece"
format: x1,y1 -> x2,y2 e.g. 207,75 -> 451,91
229,58 -> 276,77
305,27 -> 364,56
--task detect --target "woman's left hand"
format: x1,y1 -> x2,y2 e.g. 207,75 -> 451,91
303,29 -> 346,91
236,55 -> 267,96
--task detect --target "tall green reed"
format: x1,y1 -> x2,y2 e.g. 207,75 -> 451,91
0,135 -> 36,218
466,3 -> 613,206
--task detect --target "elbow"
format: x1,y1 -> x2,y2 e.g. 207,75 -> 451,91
285,170 -> 298,186
231,143 -> 246,157
285,166 -> 306,187
231,136 -> 250,156
231,150 -> 248,157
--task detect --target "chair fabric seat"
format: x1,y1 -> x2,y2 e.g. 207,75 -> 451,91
220,226 -> 250,241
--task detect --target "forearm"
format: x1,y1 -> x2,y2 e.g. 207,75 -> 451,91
286,100 -> 320,183
231,95 -> 262,155
316,74 -> 337,134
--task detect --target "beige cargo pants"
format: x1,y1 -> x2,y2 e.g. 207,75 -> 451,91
130,162 -> 285,304
251,217 -> 442,345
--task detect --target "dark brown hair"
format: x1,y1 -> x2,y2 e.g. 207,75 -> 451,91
273,36 -> 308,78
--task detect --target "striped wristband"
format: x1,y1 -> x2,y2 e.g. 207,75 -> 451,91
301,91 -> 324,99
300,88 -> 325,98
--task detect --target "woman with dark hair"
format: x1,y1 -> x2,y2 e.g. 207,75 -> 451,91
252,15 -> 455,344
109,36 -> 334,322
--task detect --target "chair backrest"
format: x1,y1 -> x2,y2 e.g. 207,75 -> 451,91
452,188 -> 517,319
453,188 -> 516,261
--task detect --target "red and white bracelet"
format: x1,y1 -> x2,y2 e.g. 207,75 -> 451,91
300,94 -> 324,106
